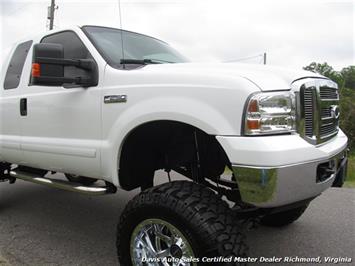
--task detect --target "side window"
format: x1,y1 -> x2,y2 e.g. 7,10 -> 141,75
4,40 -> 33,90
41,31 -> 92,81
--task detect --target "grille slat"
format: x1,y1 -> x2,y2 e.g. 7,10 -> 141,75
303,88 -> 314,137
320,123 -> 337,137
320,87 -> 338,100
321,107 -> 331,118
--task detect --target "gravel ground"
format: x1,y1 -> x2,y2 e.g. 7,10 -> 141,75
0,172 -> 354,265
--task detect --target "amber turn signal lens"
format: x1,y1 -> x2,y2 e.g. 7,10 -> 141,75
31,63 -> 41,77
248,99 -> 258,112
247,119 -> 260,130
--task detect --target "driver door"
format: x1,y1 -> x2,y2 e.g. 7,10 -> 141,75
20,31 -> 102,178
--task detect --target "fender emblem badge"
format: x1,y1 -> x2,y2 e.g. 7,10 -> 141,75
104,95 -> 127,104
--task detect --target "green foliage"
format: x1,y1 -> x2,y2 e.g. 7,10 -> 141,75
303,62 -> 355,152
344,155 -> 355,187
341,66 -> 355,89
339,88 -> 355,150
303,62 -> 344,86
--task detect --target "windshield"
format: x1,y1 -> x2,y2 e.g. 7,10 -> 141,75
82,26 -> 188,68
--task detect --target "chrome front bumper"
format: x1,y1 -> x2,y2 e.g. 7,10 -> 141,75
232,148 -> 348,208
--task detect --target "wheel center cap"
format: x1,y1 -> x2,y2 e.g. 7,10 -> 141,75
170,244 -> 183,258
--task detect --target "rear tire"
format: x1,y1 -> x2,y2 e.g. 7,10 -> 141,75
117,181 -> 248,265
260,204 -> 309,227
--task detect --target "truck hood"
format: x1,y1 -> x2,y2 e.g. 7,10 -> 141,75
141,62 -> 324,91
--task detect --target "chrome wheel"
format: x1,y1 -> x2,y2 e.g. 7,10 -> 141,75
130,218 -> 196,266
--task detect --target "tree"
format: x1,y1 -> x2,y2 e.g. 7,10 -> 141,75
339,88 -> 355,151
341,66 -> 355,89
303,62 -> 343,87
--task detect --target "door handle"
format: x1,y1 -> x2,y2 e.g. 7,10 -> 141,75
20,98 -> 27,116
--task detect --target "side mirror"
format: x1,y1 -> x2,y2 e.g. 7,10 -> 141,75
31,43 -> 64,86
30,43 -> 98,88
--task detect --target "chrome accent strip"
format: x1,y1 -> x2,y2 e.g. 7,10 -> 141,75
104,94 -> 127,103
10,170 -> 113,195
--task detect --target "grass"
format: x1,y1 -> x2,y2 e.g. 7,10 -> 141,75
0,255 -> 10,266
344,154 -> 355,188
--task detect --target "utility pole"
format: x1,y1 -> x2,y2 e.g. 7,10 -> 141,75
48,0 -> 56,30
263,52 -> 267,65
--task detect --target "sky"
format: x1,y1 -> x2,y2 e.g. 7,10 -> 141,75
0,0 -> 354,71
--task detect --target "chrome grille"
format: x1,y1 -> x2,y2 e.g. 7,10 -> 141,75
295,79 -> 339,145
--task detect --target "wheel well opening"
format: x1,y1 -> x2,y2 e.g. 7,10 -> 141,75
118,120 -> 232,191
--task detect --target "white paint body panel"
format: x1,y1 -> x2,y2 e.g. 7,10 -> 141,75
217,129 -> 348,167
0,44 -> 24,164
0,26 -> 346,193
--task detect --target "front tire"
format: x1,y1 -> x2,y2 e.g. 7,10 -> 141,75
117,181 -> 248,265
260,204 -> 309,227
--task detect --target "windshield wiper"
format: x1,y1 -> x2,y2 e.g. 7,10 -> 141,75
120,59 -> 162,65
146,58 -> 174,63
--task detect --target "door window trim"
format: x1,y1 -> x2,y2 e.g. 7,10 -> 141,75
3,40 -> 33,90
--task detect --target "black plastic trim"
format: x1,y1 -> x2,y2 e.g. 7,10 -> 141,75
30,30 -> 99,88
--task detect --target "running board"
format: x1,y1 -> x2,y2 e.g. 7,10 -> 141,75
10,170 -> 116,195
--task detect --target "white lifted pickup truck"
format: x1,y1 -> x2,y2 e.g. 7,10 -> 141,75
0,25 -> 348,265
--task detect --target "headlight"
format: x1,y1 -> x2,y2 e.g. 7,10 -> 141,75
244,91 -> 296,135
